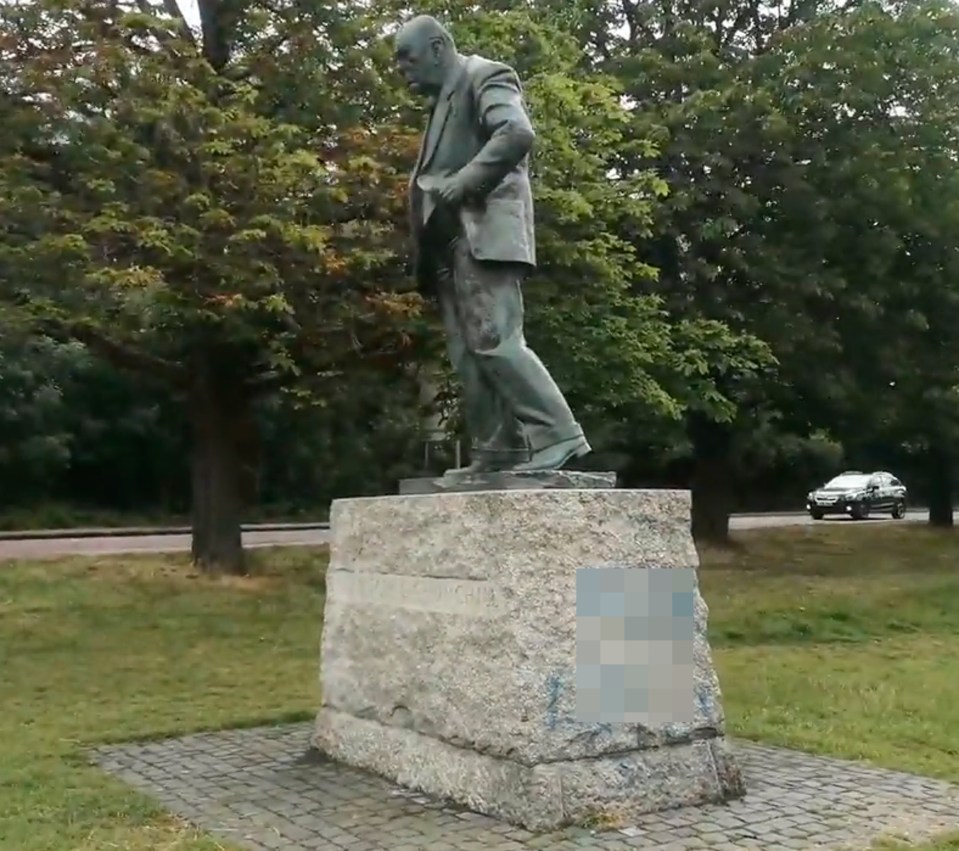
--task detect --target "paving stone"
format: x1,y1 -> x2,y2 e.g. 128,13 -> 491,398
91,722 -> 959,851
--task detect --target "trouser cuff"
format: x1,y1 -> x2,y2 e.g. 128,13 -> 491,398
527,423 -> 585,453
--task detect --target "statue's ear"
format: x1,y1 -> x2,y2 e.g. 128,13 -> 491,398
429,35 -> 445,59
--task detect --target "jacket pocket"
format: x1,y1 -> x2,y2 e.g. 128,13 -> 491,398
460,198 -> 533,264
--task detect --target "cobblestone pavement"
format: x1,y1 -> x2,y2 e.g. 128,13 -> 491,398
93,723 -> 959,851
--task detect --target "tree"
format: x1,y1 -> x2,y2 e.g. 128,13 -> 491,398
0,0 -> 422,571
0,324 -> 190,517
545,0 -> 959,540
0,330 -> 78,503
748,0 -> 959,525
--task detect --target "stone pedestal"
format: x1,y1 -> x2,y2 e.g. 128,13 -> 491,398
313,488 -> 744,831
398,469 -> 617,495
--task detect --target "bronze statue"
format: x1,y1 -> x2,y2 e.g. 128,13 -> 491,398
395,15 -> 590,475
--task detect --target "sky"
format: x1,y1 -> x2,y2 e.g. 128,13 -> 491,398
176,0 -> 199,27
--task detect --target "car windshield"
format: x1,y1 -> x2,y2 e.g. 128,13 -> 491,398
823,474 -> 870,490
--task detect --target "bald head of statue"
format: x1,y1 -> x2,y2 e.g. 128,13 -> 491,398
394,15 -> 458,97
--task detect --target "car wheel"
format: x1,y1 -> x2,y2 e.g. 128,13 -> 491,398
851,502 -> 870,520
892,500 -> 907,519
810,509 -> 824,520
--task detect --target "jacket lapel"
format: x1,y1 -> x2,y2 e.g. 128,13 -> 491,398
410,99 -> 433,178
418,56 -> 467,173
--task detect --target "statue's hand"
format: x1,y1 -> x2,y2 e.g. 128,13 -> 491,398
433,173 -> 468,206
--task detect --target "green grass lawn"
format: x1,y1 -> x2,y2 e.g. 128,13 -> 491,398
1,524 -> 959,849
0,549 -> 325,850
702,525 -> 959,788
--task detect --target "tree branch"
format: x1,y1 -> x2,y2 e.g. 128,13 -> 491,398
196,0 -> 242,71
620,0 -> 656,46
222,28 -> 292,81
160,0 -> 197,44
723,7 -> 754,50
127,0 -> 197,51
40,318 -> 189,386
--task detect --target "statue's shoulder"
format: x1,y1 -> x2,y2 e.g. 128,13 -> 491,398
461,53 -> 519,84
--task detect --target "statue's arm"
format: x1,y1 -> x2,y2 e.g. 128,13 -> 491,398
456,62 -> 535,198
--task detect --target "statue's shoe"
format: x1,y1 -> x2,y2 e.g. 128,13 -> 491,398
509,436 -> 591,473
444,460 -> 498,476
444,451 -> 530,477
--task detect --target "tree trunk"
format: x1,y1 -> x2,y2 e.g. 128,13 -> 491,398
189,375 -> 251,574
927,439 -> 954,528
689,414 -> 734,546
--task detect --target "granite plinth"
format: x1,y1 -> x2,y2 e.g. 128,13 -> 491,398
398,468 -> 616,495
313,488 -> 744,831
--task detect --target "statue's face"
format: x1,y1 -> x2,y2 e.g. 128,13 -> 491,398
394,29 -> 447,96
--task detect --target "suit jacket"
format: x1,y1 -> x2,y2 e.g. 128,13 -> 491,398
409,53 -> 537,291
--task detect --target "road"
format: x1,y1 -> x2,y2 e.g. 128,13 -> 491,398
728,507 -> 939,529
0,508 -> 949,560
0,526 -> 330,561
